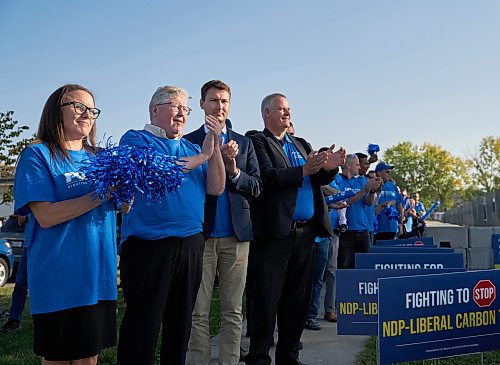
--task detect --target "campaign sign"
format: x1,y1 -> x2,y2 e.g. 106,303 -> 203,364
336,268 -> 465,335
378,270 -> 500,364
369,246 -> 452,254
493,234 -> 500,269
376,236 -> 434,247
355,253 -> 464,270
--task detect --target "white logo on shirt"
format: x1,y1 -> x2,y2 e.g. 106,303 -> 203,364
64,172 -> 86,186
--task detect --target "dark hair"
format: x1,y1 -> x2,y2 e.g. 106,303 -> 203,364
201,80 -> 231,101
245,130 -> 260,137
355,152 -> 368,160
36,84 -> 97,159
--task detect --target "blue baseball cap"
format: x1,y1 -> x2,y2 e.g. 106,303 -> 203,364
375,162 -> 394,172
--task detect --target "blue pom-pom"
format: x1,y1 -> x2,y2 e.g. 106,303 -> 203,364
367,143 -> 380,155
80,144 -> 186,209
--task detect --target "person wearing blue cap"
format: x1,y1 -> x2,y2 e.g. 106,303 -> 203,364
374,162 -> 404,242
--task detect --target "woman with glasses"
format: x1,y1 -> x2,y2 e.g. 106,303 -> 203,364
13,84 -> 128,365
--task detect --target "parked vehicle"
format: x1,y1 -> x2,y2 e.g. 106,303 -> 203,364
0,239 -> 14,287
0,232 -> 23,272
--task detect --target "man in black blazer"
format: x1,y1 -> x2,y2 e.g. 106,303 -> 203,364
185,80 -> 262,365
245,93 -> 345,365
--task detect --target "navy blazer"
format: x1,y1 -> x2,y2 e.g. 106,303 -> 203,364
184,123 -> 262,241
249,128 -> 336,239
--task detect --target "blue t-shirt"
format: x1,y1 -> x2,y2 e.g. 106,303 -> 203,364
210,132 -> 235,238
334,174 -> 369,231
120,129 -> 207,240
14,143 -> 117,314
377,180 -> 403,233
415,201 -> 426,216
365,198 -> 376,233
281,134 -> 314,221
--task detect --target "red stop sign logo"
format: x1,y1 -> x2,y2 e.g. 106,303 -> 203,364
473,280 -> 496,307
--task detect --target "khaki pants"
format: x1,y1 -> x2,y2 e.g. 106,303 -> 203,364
189,237 -> 249,365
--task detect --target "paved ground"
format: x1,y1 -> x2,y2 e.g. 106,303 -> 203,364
202,317 -> 369,364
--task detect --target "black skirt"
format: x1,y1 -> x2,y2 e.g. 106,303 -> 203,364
33,300 -> 116,361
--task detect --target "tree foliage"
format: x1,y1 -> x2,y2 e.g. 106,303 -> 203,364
469,136 -> 500,193
0,111 -> 35,205
383,142 -> 471,209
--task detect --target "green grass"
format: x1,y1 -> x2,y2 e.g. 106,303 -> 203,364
4,283 -> 499,364
356,336 -> 500,365
0,285 -> 224,365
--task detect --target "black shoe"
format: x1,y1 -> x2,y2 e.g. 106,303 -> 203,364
304,319 -> 321,331
1,319 -> 20,333
295,340 -> 303,350
239,347 -> 249,361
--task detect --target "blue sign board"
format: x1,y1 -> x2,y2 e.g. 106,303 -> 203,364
493,234 -> 500,269
369,246 -> 453,254
355,253 -> 464,270
376,236 -> 434,247
378,270 -> 500,364
336,268 -> 465,335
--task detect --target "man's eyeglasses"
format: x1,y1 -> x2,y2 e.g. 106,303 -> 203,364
60,101 -> 101,119
156,102 -> 192,115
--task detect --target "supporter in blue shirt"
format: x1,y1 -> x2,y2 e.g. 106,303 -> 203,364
412,192 -> 426,217
374,162 -> 404,242
185,80 -> 262,364
365,170 -> 379,245
335,154 -> 379,269
117,85 -> 225,365
355,153 -> 380,245
14,84 -> 130,363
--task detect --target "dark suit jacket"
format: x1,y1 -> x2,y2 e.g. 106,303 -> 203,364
249,128 -> 337,239
184,124 -> 262,242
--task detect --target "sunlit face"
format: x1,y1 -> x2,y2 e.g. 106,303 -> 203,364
377,169 -> 391,182
200,88 -> 230,125
266,96 -> 291,132
412,193 -> 419,201
347,157 -> 360,176
358,157 -> 370,176
60,90 -> 96,143
151,96 -> 188,139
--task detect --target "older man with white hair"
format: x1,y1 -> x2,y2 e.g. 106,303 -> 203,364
117,86 -> 225,365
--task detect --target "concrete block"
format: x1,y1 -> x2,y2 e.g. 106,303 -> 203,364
468,227 -> 494,248
493,227 -> 500,235
467,248 -> 493,270
454,248 -> 467,268
424,226 -> 468,248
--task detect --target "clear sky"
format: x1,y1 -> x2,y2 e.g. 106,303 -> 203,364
1,0 -> 499,158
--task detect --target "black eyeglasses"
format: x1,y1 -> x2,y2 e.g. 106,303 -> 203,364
156,102 -> 192,115
60,101 -> 101,119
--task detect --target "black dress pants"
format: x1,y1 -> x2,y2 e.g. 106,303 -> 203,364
374,231 -> 397,244
117,233 -> 205,365
245,224 -> 316,365
337,230 -> 370,269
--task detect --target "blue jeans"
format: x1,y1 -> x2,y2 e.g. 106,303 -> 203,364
306,237 -> 331,321
324,234 -> 339,313
9,248 -> 28,322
